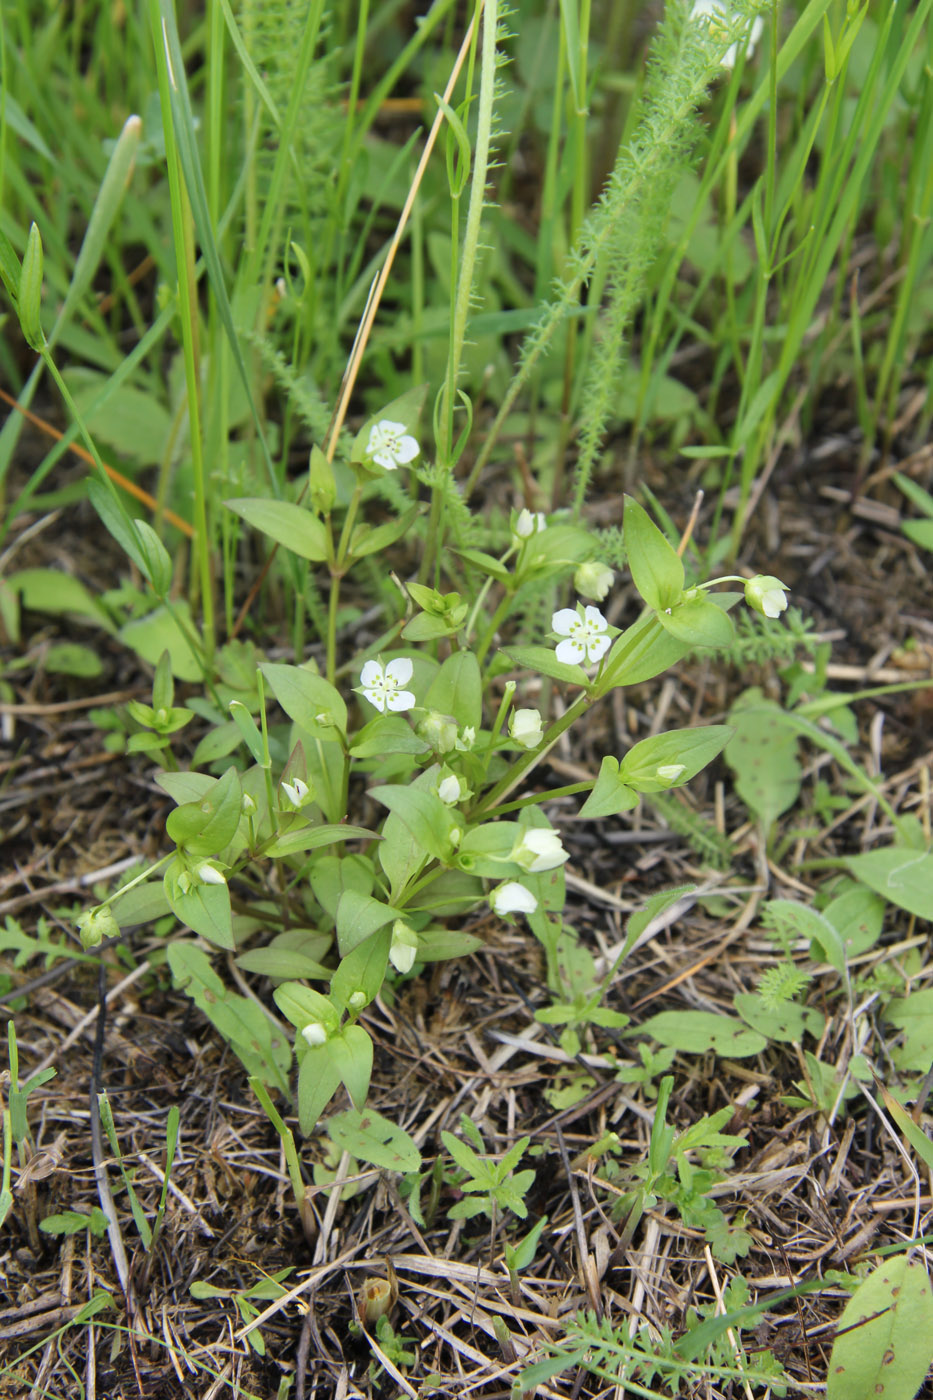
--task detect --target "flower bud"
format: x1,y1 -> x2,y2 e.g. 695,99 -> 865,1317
437,774 -> 461,805
574,560 -> 614,602
302,1022 -> 328,1048
656,764 -> 686,783
509,827 -> 569,873
416,710 -> 458,754
744,575 -> 788,619
389,920 -> 420,974
509,708 -> 543,749
512,508 -> 546,542
489,882 -> 538,917
194,861 -> 227,886
347,990 -> 367,1012
455,725 -> 476,752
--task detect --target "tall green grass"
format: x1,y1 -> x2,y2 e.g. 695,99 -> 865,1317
1,0 -> 931,628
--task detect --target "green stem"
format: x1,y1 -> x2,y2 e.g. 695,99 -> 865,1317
471,691 -> 592,820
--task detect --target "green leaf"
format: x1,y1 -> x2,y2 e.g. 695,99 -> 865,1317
297,1046 -> 343,1135
335,891 -> 402,958
350,504 -> 422,558
845,847 -> 933,921
119,603 -> 203,681
261,662 -> 348,737
636,1011 -> 767,1057
619,724 -> 732,792
624,884 -> 697,951
351,713 -> 431,758
274,982 -> 339,1033
767,898 -> 848,976
165,872 -> 234,950
327,1025 -> 373,1109
166,767 -> 242,857
368,784 -> 459,862
8,568 -> 115,631
264,823 -> 374,858
724,689 -> 802,834
330,929 -> 390,1008
827,1254 -> 933,1400
500,645 -> 589,688
879,1086 -> 933,1175
167,944 -> 290,1090
823,882 -> 886,958
42,643 -> 104,678
226,498 -> 329,561
18,222 -> 45,350
65,368 -> 172,468
326,1106 -> 421,1172
234,947 -> 331,981
733,992 -> 825,1044
40,1208 -> 109,1238
577,757 -> 639,819
597,612 -> 690,691
883,990 -> 933,1072
623,496 -> 684,611
657,595 -> 736,647
424,650 -> 482,731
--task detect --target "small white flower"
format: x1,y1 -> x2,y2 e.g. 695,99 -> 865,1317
437,774 -> 461,805
389,920 -> 420,974
302,1022 -> 328,1047
367,419 -> 419,470
574,560 -> 615,602
690,0 -> 764,68
194,861 -> 226,886
281,776 -> 311,809
744,575 -> 788,619
359,657 -> 416,713
552,604 -> 612,666
456,725 -> 476,752
490,881 -> 538,917
513,508 -> 547,541
656,764 -> 686,783
509,828 -> 569,873
509,708 -> 543,749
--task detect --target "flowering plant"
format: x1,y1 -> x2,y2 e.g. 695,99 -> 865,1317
80,396 -> 791,1156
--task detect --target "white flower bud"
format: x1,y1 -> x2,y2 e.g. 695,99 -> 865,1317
302,1022 -> 328,1047
656,764 -> 686,783
437,774 -> 461,805
513,508 -> 547,541
509,828 -> 569,873
745,575 -> 788,619
195,862 -> 226,886
389,920 -> 420,974
509,708 -> 543,749
489,882 -> 538,917
574,560 -> 614,602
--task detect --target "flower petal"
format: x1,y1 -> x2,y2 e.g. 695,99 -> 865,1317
384,656 -> 414,687
394,434 -> 419,464
385,689 -> 415,712
360,659 -> 384,689
586,634 -> 612,663
555,637 -> 585,665
583,605 -> 608,631
552,608 -> 581,636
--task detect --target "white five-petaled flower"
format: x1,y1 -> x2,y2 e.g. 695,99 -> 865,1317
690,0 -> 764,68
367,419 -> 420,471
744,575 -> 789,619
552,604 -> 612,666
489,881 -> 538,917
509,828 -> 569,874
359,657 -> 416,713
